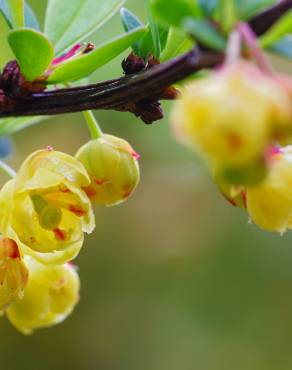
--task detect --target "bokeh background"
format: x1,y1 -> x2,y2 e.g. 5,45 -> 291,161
1,1 -> 292,370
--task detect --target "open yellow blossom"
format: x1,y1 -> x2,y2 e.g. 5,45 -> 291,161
76,135 -> 140,206
0,148 -> 95,265
0,237 -> 28,310
171,62 -> 292,169
6,258 -> 79,335
247,146 -> 292,233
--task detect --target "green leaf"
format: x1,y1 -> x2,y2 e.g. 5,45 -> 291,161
145,0 -> 161,58
199,0 -> 218,16
8,28 -> 54,81
234,0 -> 276,20
0,116 -> 47,136
268,36 -> 292,59
183,18 -> 226,51
47,27 -> 146,84
120,8 -> 144,55
260,10 -> 292,48
7,0 -> 24,28
151,0 -> 202,28
219,0 -> 238,34
0,0 -> 39,29
160,27 -> 193,62
44,0 -> 126,55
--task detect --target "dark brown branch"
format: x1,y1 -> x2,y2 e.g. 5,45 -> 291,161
250,0 -> 292,36
0,50 -> 223,117
0,0 -> 291,122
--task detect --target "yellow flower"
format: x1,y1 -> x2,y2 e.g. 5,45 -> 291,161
247,146 -> 292,233
0,148 -> 95,265
6,258 -> 80,335
171,62 -> 292,169
0,237 -> 28,310
76,135 -> 140,206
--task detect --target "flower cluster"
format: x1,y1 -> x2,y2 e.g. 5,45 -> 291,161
0,135 -> 140,334
171,60 -> 292,233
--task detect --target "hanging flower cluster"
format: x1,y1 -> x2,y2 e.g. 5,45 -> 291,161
171,27 -> 292,234
0,135 -> 140,334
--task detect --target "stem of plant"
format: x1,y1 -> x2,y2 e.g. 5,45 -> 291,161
237,22 -> 273,75
0,160 -> 16,178
83,111 -> 103,139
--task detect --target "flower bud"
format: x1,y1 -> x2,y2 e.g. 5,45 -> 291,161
0,237 -> 28,310
0,147 -> 95,265
6,258 -> 80,335
76,134 -> 140,206
171,62 -> 292,169
247,146 -> 292,233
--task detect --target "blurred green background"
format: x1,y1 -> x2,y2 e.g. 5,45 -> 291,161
1,1 -> 292,370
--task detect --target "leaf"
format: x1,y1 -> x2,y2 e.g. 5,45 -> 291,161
151,0 -> 202,28
0,116 -> 47,136
120,8 -> 144,55
183,18 -> 226,51
145,0 -> 161,58
260,10 -> 292,48
234,0 -> 276,20
160,27 -> 193,62
47,27 -> 146,84
0,0 -> 39,29
8,28 -> 54,81
7,0 -> 24,28
44,0 -> 126,55
199,0 -> 218,16
268,36 -> 292,59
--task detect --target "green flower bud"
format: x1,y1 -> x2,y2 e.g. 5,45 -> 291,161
76,134 -> 140,206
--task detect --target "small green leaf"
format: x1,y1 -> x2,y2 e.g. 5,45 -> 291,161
160,27 -> 193,62
0,116 -> 47,136
7,0 -> 24,28
120,8 -> 144,55
183,18 -> 226,51
8,28 -> 54,81
260,10 -> 292,48
145,0 -> 161,58
0,0 -> 39,29
199,0 -> 218,16
151,0 -> 202,28
45,0 -> 126,55
219,0 -> 238,34
47,28 -> 146,84
234,0 -> 276,20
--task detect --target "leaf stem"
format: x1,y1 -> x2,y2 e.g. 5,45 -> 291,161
83,110 -> 103,139
0,160 -> 16,178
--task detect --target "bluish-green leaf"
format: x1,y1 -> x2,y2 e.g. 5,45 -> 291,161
160,27 -> 193,62
199,0 -> 218,16
0,0 -> 39,29
260,10 -> 292,48
120,8 -> 144,55
151,0 -> 202,28
8,28 -> 54,81
269,36 -> 292,59
45,0 -> 126,55
47,27 -> 146,84
183,18 -> 226,51
0,116 -> 47,136
7,0 -> 24,28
